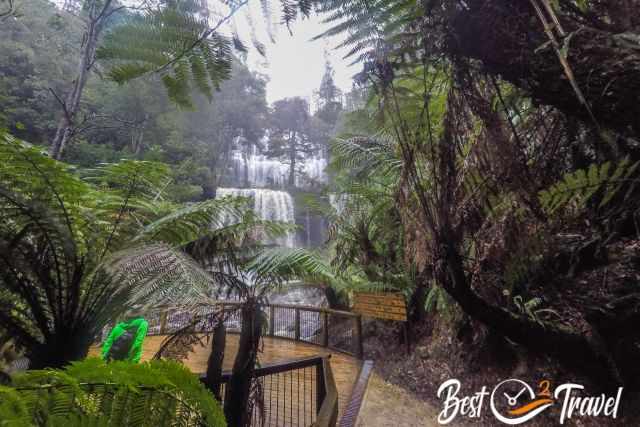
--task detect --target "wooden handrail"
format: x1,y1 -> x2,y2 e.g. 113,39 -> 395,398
151,300 -> 360,318
198,356 -> 339,427
313,357 -> 339,427
148,301 -> 364,359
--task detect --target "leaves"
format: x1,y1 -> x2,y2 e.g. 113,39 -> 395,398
245,247 -> 335,284
98,5 -> 234,108
538,158 -> 639,214
6,359 -> 226,427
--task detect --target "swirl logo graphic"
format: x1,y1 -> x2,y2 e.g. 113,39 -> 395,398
490,379 -> 554,425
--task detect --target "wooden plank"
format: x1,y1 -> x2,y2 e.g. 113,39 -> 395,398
352,292 -> 407,321
353,298 -> 406,308
352,304 -> 407,315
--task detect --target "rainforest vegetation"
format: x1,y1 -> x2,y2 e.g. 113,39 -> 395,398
1,0 -> 640,425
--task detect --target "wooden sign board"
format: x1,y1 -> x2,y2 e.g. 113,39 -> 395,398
353,292 -> 407,321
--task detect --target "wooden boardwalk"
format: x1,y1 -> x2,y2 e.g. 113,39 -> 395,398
91,333 -> 362,423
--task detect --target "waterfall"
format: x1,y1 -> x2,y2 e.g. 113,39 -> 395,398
228,149 -> 327,190
231,151 -> 289,188
217,188 -> 296,247
299,155 -> 328,186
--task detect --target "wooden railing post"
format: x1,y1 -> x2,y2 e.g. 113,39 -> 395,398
159,310 -> 168,335
316,359 -> 326,414
322,311 -> 329,347
269,305 -> 275,337
294,308 -> 301,341
354,314 -> 363,359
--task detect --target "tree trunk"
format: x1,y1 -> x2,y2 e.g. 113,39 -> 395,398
28,328 -> 92,369
204,319 -> 226,400
437,238 -> 622,389
49,0 -> 109,159
408,273 -> 429,324
224,303 -> 262,427
447,0 -> 640,137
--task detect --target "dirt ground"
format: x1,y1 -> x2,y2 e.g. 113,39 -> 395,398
356,372 -> 444,427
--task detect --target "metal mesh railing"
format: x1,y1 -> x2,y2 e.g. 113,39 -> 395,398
213,356 -> 330,427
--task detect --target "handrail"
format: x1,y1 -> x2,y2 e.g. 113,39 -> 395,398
200,355 -> 338,427
179,299 -> 361,318
207,355 -> 328,380
147,301 -> 364,359
313,357 -> 339,427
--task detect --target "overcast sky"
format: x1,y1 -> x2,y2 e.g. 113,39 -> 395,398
224,2 -> 355,106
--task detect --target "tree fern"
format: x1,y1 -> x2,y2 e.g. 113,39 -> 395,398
98,0 -> 315,107
0,131 -> 289,368
6,359 -> 226,427
98,5 -> 234,108
539,158 -> 639,214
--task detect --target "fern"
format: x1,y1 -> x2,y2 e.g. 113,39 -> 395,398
98,1 -> 315,107
425,282 -> 449,314
6,359 -> 226,427
0,131 -> 301,368
539,158 -> 639,214
98,5 -> 234,108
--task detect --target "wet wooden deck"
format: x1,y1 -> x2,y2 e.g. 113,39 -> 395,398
90,333 -> 362,423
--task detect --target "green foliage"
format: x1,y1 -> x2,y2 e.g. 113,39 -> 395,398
98,3 -> 233,109
5,358 -> 226,427
512,295 -> 560,327
0,131 -> 276,368
245,247 -> 335,284
315,0 -> 420,65
0,385 -> 30,427
539,158 -> 639,214
330,136 -> 401,181
0,0 -> 83,143
97,0 -> 314,109
425,283 -> 450,315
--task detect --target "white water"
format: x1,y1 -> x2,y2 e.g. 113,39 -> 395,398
230,149 -> 327,189
216,187 -> 296,247
231,151 -> 289,188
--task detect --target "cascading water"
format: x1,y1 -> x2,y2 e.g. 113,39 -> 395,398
230,148 -> 328,189
216,187 -> 297,247
231,149 -> 289,188
216,137 -> 331,334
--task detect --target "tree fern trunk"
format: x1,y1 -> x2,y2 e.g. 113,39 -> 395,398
224,303 -> 261,427
447,0 -> 640,137
438,238 -> 622,389
204,318 -> 226,400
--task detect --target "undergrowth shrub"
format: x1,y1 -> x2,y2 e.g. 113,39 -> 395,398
0,358 -> 226,427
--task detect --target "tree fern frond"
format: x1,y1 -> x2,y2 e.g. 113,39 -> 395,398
244,247 -> 334,285
104,243 -> 216,308
538,158 -> 639,214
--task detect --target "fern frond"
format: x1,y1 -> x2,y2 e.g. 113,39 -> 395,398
539,158 -> 639,214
